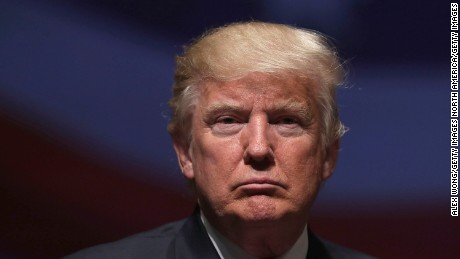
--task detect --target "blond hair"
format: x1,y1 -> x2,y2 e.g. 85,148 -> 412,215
168,21 -> 346,147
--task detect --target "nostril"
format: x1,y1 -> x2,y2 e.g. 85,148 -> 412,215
244,156 -> 274,171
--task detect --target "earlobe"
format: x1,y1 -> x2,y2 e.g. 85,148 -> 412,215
173,141 -> 194,180
321,139 -> 339,181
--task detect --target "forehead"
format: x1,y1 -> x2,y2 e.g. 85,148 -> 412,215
199,73 -> 315,105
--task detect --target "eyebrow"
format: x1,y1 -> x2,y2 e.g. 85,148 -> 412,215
202,103 -> 247,120
269,100 -> 314,122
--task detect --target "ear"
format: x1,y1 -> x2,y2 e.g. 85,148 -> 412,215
173,141 -> 194,180
321,139 -> 340,181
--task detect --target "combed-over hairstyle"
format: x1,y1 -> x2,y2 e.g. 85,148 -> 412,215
168,21 -> 346,148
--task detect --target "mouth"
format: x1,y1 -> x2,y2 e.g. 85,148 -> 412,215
234,178 -> 286,195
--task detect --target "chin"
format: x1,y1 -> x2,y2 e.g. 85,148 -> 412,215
235,195 -> 287,223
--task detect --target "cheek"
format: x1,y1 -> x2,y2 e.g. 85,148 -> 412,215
190,137 -> 244,214
282,151 -> 324,209
278,141 -> 324,185
191,137 -> 241,188
195,133 -> 242,163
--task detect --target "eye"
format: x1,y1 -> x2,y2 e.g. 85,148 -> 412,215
217,116 -> 238,124
271,116 -> 307,137
278,117 -> 298,125
273,116 -> 299,126
211,116 -> 244,136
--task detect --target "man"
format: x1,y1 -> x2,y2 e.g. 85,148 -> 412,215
66,22 -> 375,258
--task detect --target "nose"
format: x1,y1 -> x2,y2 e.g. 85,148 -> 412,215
242,116 -> 274,165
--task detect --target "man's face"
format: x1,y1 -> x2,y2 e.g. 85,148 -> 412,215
174,73 -> 338,226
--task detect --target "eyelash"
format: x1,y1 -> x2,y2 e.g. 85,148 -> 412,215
273,117 -> 299,125
214,116 -> 302,126
209,114 -> 308,138
217,116 -> 240,124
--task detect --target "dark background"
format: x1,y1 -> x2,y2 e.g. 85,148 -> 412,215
0,0 -> 456,258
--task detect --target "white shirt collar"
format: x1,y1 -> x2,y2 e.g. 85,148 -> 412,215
201,212 -> 309,259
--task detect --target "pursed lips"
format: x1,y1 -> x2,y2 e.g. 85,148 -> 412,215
233,177 -> 287,192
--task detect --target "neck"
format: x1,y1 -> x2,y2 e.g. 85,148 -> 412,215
203,212 -> 307,258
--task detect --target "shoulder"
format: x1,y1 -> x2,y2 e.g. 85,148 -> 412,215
64,219 -> 186,259
308,229 -> 377,259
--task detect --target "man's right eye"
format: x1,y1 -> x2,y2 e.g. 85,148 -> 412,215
217,117 -> 238,124
211,116 -> 244,135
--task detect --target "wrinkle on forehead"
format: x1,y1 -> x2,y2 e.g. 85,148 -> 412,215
199,72 -> 316,96
199,73 -> 316,112
195,73 -> 319,132
202,98 -> 313,122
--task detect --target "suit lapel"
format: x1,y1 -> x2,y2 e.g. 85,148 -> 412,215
170,208 -> 221,259
170,210 -> 331,259
306,228 -> 333,259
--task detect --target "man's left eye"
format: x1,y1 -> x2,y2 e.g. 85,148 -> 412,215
279,117 -> 297,124
274,117 -> 299,125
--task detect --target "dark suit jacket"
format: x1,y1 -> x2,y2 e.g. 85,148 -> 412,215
65,211 -> 376,259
